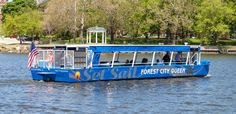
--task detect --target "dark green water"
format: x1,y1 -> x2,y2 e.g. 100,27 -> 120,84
0,53 -> 235,113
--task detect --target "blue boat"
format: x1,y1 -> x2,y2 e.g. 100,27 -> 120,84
30,45 -> 210,82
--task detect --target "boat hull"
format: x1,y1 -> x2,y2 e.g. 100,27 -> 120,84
31,61 -> 209,82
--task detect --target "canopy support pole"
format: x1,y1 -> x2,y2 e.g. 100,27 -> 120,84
198,46 -> 201,65
169,52 -> 173,66
132,52 -> 137,67
198,52 -> 201,65
90,52 -> 94,68
151,52 -> 156,66
111,52 -> 116,68
186,52 -> 190,65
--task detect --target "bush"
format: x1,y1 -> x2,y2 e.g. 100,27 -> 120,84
218,39 -> 236,45
186,38 -> 202,45
107,37 -> 168,45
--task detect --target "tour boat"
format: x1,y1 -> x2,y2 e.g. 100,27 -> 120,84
30,27 -> 209,82
30,45 -> 210,82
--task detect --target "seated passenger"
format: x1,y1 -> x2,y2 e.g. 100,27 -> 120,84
141,58 -> 148,63
125,59 -> 129,64
130,60 -> 133,64
162,52 -> 170,65
175,51 -> 182,64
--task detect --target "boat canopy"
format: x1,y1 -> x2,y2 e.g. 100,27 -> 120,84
88,45 -> 192,53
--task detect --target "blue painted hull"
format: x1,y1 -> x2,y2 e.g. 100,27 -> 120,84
31,61 -> 210,82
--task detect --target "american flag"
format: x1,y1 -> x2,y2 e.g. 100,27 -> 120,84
27,42 -> 39,69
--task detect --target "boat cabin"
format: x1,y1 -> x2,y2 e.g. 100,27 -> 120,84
34,45 -> 201,69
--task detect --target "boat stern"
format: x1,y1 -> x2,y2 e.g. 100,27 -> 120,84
198,60 -> 210,76
31,68 -> 56,81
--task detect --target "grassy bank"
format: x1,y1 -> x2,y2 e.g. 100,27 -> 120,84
187,38 -> 236,46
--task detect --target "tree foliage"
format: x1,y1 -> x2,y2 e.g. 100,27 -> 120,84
3,10 -> 42,37
1,0 -> 236,45
194,0 -> 234,44
1,0 -> 37,21
2,0 -> 42,39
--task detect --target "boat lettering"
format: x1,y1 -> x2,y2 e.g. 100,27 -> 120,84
112,68 -> 134,79
141,68 -> 186,75
84,69 -> 106,80
160,68 -> 170,74
171,68 -> 185,74
82,68 -> 138,80
84,69 -> 92,80
141,68 -> 159,75
111,69 -> 118,79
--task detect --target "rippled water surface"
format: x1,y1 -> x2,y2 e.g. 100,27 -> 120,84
0,53 -> 236,113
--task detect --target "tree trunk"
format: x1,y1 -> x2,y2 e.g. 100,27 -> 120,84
181,26 -> 184,38
80,11 -> 84,39
48,31 -> 52,44
157,29 -> 160,39
110,27 -> 115,44
49,36 -> 52,44
145,32 -> 149,39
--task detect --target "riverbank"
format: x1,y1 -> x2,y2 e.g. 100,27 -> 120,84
1,43 -> 236,54
0,44 -> 29,53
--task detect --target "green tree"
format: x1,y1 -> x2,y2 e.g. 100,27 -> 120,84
227,1 -> 236,39
158,0 -> 196,44
1,0 -> 37,21
44,0 -> 92,43
3,10 -> 43,39
129,0 -> 160,39
90,0 -> 128,43
195,0 -> 234,45
44,0 -> 77,43
0,25 -> 2,35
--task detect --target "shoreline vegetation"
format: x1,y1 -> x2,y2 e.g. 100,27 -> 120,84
1,0 -> 236,54
0,0 -> 236,48
0,44 -> 29,53
1,37 -> 236,54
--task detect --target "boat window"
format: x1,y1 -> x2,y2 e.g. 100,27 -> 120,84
98,53 -> 113,67
172,51 -> 188,65
154,52 -> 163,64
115,52 -> 134,66
98,52 -> 136,67
135,52 -> 153,65
54,51 -> 65,67
190,51 -> 198,64
74,48 -> 86,68
65,51 -> 74,68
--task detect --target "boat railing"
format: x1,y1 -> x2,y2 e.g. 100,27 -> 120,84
94,61 -> 194,67
34,50 -> 75,69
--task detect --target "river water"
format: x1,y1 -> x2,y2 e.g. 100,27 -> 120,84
0,53 -> 235,113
